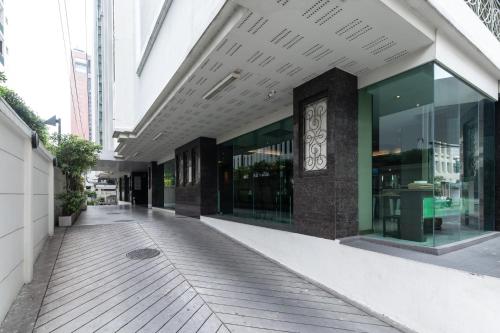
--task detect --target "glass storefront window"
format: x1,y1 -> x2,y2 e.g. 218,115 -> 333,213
217,118 -> 293,224
163,159 -> 175,209
361,62 -> 495,247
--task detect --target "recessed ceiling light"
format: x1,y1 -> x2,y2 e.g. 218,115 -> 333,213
396,95 -> 401,99
203,71 -> 241,100
152,132 -> 164,141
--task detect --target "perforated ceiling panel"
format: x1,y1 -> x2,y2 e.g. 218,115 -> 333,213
119,0 -> 431,162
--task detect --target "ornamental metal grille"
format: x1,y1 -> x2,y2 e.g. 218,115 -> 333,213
304,98 -> 327,171
465,0 -> 500,41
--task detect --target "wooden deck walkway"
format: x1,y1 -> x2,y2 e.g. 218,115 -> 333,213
13,205 -> 401,333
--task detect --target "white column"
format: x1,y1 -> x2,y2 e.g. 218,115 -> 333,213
48,163 -> 54,236
23,140 -> 33,283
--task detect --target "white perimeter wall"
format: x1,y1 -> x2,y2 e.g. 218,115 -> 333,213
0,99 -> 54,323
201,217 -> 500,333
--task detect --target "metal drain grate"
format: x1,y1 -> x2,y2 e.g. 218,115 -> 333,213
126,248 -> 161,260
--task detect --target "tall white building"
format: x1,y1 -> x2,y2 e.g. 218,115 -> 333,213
93,2 -> 500,331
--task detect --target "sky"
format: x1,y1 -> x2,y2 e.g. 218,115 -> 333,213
5,0 -> 94,135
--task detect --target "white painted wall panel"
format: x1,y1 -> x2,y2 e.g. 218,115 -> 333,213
32,152 -> 50,176
32,216 -> 48,259
32,195 -> 48,223
0,229 -> 24,284
0,117 -> 24,160
0,195 -> 23,239
32,168 -> 49,195
0,263 -> 23,326
0,150 -> 24,194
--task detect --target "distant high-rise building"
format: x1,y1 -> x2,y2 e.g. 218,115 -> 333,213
93,0 -> 114,151
0,0 -> 7,72
69,49 -> 91,140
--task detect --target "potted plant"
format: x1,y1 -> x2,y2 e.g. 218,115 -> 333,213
49,134 -> 101,226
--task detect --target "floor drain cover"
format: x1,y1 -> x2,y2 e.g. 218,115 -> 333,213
107,212 -> 121,215
113,219 -> 135,222
126,248 -> 160,260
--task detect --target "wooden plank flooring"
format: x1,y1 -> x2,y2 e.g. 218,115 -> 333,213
30,206 -> 402,333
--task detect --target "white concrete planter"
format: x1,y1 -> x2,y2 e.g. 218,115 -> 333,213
58,215 -> 74,227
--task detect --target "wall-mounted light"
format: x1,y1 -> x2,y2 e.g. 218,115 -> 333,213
203,71 -> 241,100
152,132 -> 164,141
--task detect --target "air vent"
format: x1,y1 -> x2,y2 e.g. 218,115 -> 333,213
287,66 -> 303,76
258,56 -> 275,67
315,6 -> 342,25
271,29 -> 292,44
384,50 -> 408,62
336,19 -> 363,36
240,72 -> 253,81
276,0 -> 289,6
312,49 -> 333,61
247,17 -> 268,34
362,36 -> 389,50
283,35 -> 304,49
225,43 -> 242,56
277,63 -> 293,74
257,78 -> 271,86
303,0 -> 331,19
354,67 -> 370,75
240,89 -> 250,96
247,51 -> 264,63
303,44 -> 323,57
345,25 -> 373,41
237,12 -> 253,29
196,77 -> 207,85
209,62 -> 223,72
370,41 -> 396,55
200,59 -> 210,70
266,81 -> 280,89
216,39 -> 228,52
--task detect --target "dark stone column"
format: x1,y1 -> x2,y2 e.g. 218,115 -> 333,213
293,67 -> 358,240
151,162 -> 164,208
175,137 -> 217,218
123,176 -> 130,202
118,178 -> 123,201
495,96 -> 500,231
217,144 -> 233,214
131,172 -> 148,205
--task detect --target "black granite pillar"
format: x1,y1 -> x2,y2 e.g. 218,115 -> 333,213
495,96 -> 500,231
175,137 -> 217,218
151,162 -> 164,208
293,67 -> 358,240
217,144 -> 233,214
118,178 -> 123,201
123,176 -> 130,202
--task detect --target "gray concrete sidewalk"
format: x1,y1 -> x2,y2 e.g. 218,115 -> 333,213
2,205 -> 403,333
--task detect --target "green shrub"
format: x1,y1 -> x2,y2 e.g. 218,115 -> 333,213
58,191 -> 86,215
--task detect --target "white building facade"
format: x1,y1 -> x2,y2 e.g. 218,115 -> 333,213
95,1 -> 500,332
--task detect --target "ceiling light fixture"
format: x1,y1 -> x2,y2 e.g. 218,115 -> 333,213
203,71 -> 241,100
133,152 -> 140,157
152,132 -> 164,141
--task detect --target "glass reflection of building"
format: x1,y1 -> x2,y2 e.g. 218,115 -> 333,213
217,118 -> 293,224
162,159 -> 175,209
360,62 -> 495,247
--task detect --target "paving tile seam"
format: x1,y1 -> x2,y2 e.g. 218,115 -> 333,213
133,287 -> 195,332
56,236 -> 150,262
58,229 -> 140,250
42,260 -> 175,310
50,239 -> 155,278
103,281 -> 191,333
30,228 -> 68,333
36,263 -> 176,331
210,304 -> 388,327
137,222 -> 233,333
166,255 -> 297,273
56,232 -> 142,254
219,313 -> 367,333
162,249 -> 279,265
186,278 -> 332,298
77,274 -> 185,332
56,269 -> 183,333
37,258 -> 171,323
225,323 -> 297,333
54,236 -> 152,266
205,301 -> 370,320
177,268 -> 309,285
156,295 -> 204,333
194,285 -> 346,306
43,248 -> 164,297
46,243 -> 160,294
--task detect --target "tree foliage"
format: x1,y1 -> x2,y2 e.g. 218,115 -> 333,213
51,134 -> 101,214
0,85 -> 49,145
